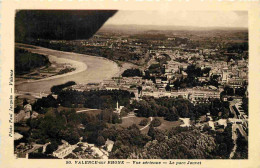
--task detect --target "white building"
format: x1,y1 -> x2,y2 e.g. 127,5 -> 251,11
222,67 -> 230,83
14,110 -> 30,123
114,101 -> 124,114
105,139 -> 114,152
24,104 -> 32,113
52,140 -> 76,159
31,111 -> 39,119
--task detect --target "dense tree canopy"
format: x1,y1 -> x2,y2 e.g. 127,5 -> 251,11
139,119 -> 149,126
233,129 -> 248,159
122,69 -> 143,77
213,125 -> 234,158
32,89 -> 132,112
132,97 -> 230,121
58,89 -> 131,109
51,81 -> 76,94
45,141 -> 58,154
130,127 -> 216,159
15,48 -> 50,75
150,118 -> 161,127
241,96 -> 248,116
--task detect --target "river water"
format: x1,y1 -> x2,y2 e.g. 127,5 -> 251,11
15,45 -> 120,94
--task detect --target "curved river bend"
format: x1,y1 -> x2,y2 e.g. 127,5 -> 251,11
15,45 -> 120,94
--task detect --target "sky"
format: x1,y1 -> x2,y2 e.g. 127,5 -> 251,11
105,11 -> 248,28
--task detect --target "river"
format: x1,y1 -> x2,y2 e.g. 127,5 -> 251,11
15,44 -> 120,94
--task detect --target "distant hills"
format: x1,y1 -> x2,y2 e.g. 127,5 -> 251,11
15,10 -> 247,42
99,24 -> 248,34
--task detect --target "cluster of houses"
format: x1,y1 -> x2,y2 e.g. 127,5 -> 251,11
14,103 -> 38,123
71,76 -> 221,104
52,139 -> 114,159
68,47 -> 248,109
65,39 -> 248,106
15,136 -> 115,159
142,87 -> 221,103
195,114 -> 229,133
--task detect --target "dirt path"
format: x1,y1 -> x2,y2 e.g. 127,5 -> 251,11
140,117 -> 153,131
230,124 -> 238,159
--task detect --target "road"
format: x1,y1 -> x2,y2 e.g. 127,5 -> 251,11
76,109 -> 98,113
236,124 -> 248,141
229,104 -> 238,118
230,124 -> 238,159
15,44 -> 120,94
228,101 -> 248,159
229,102 -> 248,140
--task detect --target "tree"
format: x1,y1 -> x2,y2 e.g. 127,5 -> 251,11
14,105 -> 22,114
15,48 -> 50,75
151,118 -> 161,127
139,119 -> 148,126
99,109 -> 113,123
202,124 -> 212,132
235,87 -> 246,96
64,129 -> 80,145
130,92 -> 135,98
23,99 -> 29,106
97,136 -> 105,146
120,107 -> 130,117
112,113 -> 122,124
241,96 -> 248,115
45,95 -> 58,107
122,68 -> 143,77
28,153 -> 58,159
45,142 -> 58,154
234,131 -> 248,159
157,106 -> 169,117
137,86 -> 142,94
215,125 -> 234,158
154,129 -> 166,142
101,127 -> 118,141
218,143 -> 228,156
38,147 -> 43,153
223,86 -> 234,96
148,126 -> 156,139
51,81 -> 76,94
222,108 -> 230,119
134,128 -> 217,159
165,84 -> 171,91
165,111 -> 179,121
73,147 -> 83,153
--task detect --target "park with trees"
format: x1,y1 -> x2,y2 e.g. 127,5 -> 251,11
132,97 -> 230,121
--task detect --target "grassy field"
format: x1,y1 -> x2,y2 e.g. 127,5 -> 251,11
156,117 -> 182,131
109,116 -> 182,134
120,116 -> 148,129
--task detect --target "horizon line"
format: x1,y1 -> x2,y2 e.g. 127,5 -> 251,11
102,24 -> 248,29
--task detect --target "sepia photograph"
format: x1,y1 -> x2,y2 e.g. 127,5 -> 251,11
13,10 -> 248,160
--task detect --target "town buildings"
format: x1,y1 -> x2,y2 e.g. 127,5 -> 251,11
53,140 -> 76,159
14,104 -> 32,123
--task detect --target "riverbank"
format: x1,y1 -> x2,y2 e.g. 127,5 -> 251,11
15,44 -> 120,94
